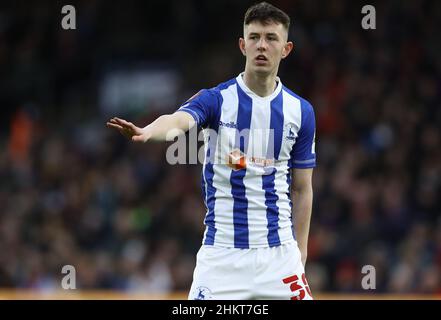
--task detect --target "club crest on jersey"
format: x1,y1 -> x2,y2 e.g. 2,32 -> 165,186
193,286 -> 212,300
284,123 -> 296,141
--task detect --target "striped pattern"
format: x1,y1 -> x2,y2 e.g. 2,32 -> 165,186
179,73 -> 316,248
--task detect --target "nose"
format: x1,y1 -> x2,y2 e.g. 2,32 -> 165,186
257,38 -> 268,51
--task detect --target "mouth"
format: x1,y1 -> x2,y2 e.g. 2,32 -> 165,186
255,55 -> 268,62
254,54 -> 268,65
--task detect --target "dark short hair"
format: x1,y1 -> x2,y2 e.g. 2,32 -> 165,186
244,2 -> 290,31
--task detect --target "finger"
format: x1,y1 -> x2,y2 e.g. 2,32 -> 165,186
132,135 -> 146,143
111,118 -> 126,125
107,121 -> 121,128
109,119 -> 126,128
114,118 -> 136,130
113,117 -> 130,125
108,119 -> 120,126
106,122 -> 124,130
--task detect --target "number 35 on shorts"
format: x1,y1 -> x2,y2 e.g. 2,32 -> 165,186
282,273 -> 313,300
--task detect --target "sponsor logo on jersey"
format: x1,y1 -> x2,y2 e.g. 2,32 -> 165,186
219,120 -> 238,129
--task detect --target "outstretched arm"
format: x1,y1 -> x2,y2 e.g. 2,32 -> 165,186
291,168 -> 314,267
106,111 -> 196,143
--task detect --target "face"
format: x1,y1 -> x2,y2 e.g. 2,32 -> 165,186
239,21 -> 293,76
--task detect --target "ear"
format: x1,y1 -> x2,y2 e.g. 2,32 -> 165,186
239,38 -> 246,56
281,41 -> 294,59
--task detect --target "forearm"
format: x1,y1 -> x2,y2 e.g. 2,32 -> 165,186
292,186 -> 313,266
144,113 -> 194,141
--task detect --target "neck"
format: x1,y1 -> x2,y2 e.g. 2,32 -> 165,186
242,69 -> 278,97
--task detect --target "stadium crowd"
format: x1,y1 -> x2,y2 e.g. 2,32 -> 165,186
0,0 -> 440,294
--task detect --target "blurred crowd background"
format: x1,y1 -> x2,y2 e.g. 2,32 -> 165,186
0,0 -> 440,295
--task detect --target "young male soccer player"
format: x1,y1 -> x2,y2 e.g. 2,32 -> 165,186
107,2 -> 316,300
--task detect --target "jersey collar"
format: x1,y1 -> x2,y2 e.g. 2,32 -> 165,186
236,72 -> 282,101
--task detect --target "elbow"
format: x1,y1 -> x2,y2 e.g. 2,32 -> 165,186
292,184 -> 313,196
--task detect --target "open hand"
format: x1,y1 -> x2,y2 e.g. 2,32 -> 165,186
106,117 -> 151,142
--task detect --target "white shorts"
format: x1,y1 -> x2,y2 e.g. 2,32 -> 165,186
188,241 -> 313,300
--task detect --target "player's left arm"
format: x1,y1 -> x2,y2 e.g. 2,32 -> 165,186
291,167 -> 313,267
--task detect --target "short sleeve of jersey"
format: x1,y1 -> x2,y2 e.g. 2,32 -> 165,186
177,89 -> 219,129
289,100 -> 317,169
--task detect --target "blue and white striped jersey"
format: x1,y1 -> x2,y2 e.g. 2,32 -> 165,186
178,73 -> 316,249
